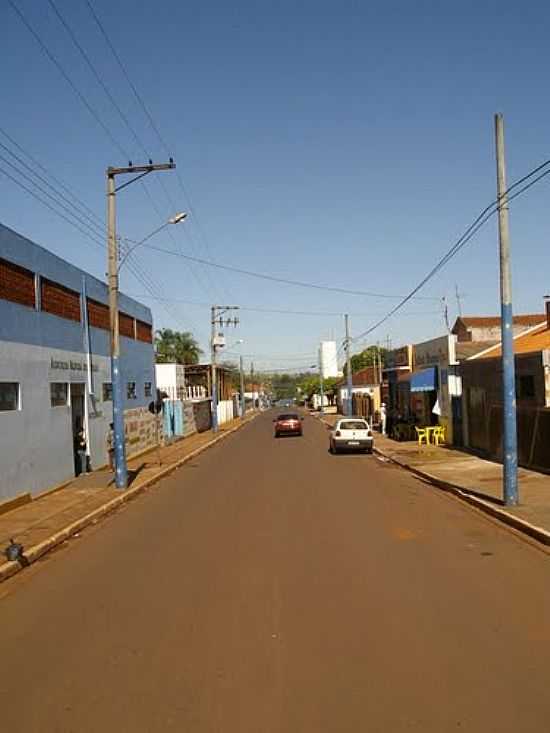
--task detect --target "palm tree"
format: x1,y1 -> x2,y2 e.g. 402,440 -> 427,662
155,329 -> 202,364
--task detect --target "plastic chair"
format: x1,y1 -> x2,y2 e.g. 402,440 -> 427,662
434,426 -> 446,445
415,426 -> 429,446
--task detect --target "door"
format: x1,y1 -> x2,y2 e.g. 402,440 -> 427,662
71,383 -> 86,475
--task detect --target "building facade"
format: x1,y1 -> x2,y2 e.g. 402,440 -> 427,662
0,223 -> 156,500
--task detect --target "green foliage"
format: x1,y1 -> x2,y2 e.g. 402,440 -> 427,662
346,346 -> 387,375
155,329 -> 202,365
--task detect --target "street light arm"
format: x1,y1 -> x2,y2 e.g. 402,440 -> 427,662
117,223 -> 169,272
117,213 -> 187,272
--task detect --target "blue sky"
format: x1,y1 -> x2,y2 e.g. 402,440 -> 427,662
2,0 -> 549,371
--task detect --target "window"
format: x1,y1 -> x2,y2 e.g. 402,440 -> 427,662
0,382 -> 20,411
144,382 -> 152,398
119,312 -> 135,339
50,382 -> 68,407
87,298 -> 110,330
0,258 -> 35,309
102,383 -> 113,402
517,374 -> 536,400
127,382 -> 137,399
136,319 -> 153,343
41,279 -> 81,322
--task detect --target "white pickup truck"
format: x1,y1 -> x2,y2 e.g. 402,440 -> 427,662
329,418 -> 374,454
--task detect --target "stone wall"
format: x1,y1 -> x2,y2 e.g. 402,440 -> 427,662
124,406 -> 160,457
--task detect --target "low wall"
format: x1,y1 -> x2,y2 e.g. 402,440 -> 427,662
124,406 -> 160,457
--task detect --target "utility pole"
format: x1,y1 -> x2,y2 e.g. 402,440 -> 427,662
107,160 -> 175,489
210,305 -> 239,432
377,342 -> 383,385
455,284 -> 463,317
345,314 -> 353,416
442,296 -> 451,333
495,113 -> 518,506
240,354 -> 245,418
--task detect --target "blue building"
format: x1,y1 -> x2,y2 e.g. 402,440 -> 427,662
0,223 -> 156,501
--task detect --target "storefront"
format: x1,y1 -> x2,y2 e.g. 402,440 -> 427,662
383,345 -> 413,429
411,335 -> 459,442
0,223 -> 156,500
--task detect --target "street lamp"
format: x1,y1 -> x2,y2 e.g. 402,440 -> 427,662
106,160 -> 176,489
118,213 -> 187,272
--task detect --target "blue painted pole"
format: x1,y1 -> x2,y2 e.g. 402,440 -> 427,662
111,354 -> 128,487
495,113 -> 518,506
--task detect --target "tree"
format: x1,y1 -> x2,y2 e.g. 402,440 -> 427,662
346,346 -> 388,375
155,329 -> 202,365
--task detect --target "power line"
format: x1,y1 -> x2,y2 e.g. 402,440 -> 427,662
45,0 -> 219,302
351,159 -> 550,345
84,0 -> 228,301
128,292 -> 441,318
140,243 -> 440,300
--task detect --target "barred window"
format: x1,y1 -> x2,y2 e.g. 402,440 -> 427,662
103,383 -> 113,402
127,382 -> 137,399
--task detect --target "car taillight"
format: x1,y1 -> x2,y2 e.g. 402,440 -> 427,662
335,430 -> 341,437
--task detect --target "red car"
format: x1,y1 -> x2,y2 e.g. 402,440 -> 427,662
274,413 -> 303,438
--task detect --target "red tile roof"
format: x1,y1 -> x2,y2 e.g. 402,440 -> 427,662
457,314 -> 545,328
476,323 -> 550,358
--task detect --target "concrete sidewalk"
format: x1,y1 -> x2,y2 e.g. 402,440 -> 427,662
319,413 -> 550,545
0,412 -> 258,581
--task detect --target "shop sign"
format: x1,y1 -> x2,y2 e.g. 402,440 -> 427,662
414,336 -> 451,369
386,346 -> 411,369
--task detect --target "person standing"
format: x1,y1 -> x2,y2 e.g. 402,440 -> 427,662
106,423 -> 115,471
74,421 -> 88,476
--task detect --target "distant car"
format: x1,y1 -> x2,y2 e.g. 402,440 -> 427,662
330,418 -> 373,454
274,413 -> 303,438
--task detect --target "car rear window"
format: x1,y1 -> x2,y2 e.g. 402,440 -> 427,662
278,414 -> 299,420
340,420 -> 369,430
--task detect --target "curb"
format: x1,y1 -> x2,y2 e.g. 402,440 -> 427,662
0,413 -> 258,584
318,415 -> 550,548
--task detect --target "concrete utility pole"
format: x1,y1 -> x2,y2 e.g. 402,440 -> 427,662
210,305 -> 239,432
319,346 -> 325,415
345,314 -> 353,416
240,354 -> 246,418
107,160 -> 175,489
495,113 -> 519,506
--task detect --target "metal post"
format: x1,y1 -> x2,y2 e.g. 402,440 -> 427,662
240,354 -> 246,418
495,113 -> 518,506
319,347 -> 324,415
107,172 -> 128,489
211,306 -> 219,432
345,314 -> 353,416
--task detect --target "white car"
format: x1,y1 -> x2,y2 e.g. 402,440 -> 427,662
329,418 -> 374,454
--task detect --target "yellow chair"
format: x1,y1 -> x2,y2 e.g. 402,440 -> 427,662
415,426 -> 429,446
434,426 -> 446,445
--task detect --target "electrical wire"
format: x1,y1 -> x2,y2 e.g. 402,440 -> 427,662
351,160 -> 550,345
45,0 -> 220,302
140,243 -> 440,300
84,0 -> 228,301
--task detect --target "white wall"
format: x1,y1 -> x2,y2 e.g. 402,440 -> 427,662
217,399 -> 234,425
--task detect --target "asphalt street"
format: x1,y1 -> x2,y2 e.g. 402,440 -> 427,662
1,410 -> 549,732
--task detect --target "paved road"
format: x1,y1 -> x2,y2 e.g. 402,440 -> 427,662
1,411 -> 550,732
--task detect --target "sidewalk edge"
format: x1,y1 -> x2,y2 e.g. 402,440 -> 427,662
317,415 -> 550,547
0,414 -> 258,584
